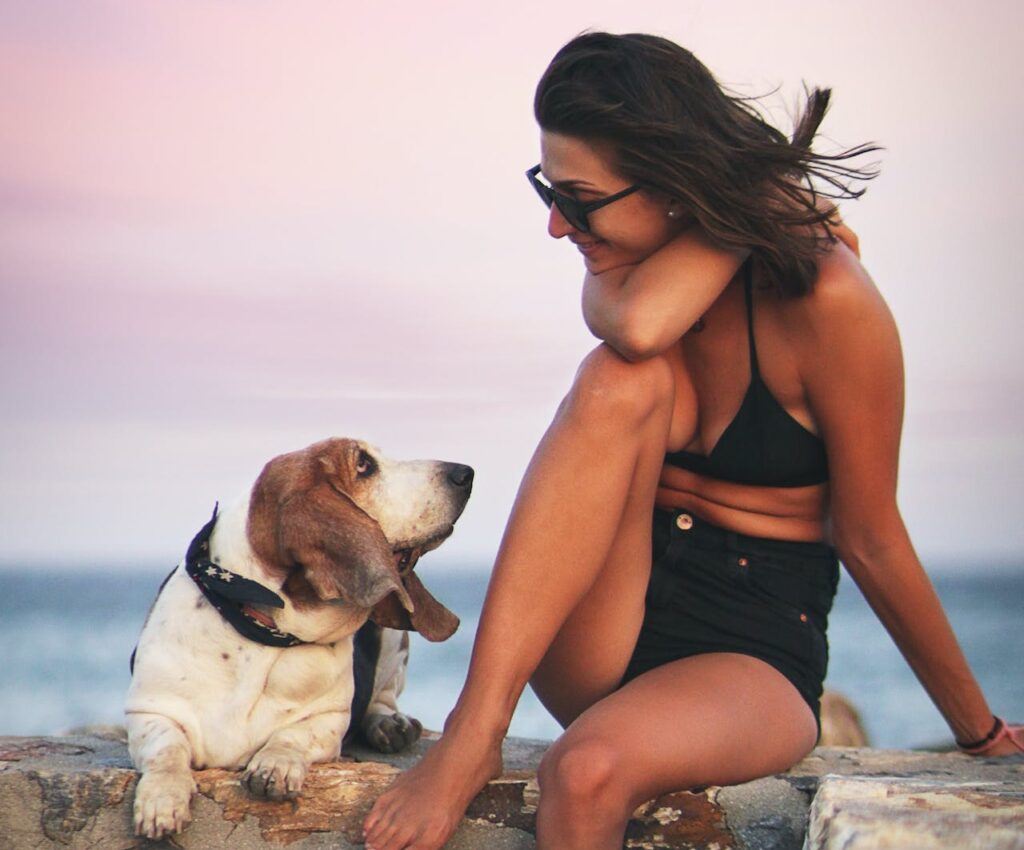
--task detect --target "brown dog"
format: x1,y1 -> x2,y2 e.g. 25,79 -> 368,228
126,438 -> 472,839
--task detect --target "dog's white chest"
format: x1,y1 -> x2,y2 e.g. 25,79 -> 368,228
203,644 -> 354,767
127,571 -> 355,768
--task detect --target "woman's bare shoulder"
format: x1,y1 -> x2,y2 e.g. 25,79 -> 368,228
785,243 -> 898,346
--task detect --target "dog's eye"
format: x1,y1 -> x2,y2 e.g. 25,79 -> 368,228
356,450 -> 378,478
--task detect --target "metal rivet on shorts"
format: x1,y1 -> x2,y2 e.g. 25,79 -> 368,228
799,613 -> 809,623
737,557 -> 749,567
675,513 -> 694,530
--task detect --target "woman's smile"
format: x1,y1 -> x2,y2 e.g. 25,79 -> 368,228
571,237 -> 604,257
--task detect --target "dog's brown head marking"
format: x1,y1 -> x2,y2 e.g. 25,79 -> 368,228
247,438 -> 470,641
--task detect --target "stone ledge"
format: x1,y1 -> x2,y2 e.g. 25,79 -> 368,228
1,735 -> 1022,849
806,774 -> 1024,850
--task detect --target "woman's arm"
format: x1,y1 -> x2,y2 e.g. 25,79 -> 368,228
581,203 -> 860,362
801,251 -> 1008,750
581,227 -> 746,361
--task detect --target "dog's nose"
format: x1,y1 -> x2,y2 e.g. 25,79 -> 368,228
446,464 -> 474,488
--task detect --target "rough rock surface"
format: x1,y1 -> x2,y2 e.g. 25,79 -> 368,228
1,735 -> 1022,849
806,774 -> 1024,850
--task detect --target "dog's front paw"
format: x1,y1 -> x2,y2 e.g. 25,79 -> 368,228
363,711 -> 423,753
242,747 -> 308,801
133,770 -> 196,839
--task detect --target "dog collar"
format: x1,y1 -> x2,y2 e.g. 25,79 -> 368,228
185,505 -> 309,648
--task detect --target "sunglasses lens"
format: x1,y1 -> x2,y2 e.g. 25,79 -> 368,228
554,198 -> 588,232
527,169 -> 589,232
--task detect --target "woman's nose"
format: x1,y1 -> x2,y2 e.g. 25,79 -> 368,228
547,204 -> 577,239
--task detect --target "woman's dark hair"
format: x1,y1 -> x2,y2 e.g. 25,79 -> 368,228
534,32 -> 880,296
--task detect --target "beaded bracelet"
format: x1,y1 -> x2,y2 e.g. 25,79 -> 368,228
955,716 -> 1024,756
956,716 -> 1003,753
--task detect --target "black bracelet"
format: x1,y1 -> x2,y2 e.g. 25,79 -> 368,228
956,715 -> 1003,750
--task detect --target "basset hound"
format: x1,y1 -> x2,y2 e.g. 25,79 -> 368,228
125,437 -> 472,839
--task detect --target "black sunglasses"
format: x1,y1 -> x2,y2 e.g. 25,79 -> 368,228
526,165 -> 641,233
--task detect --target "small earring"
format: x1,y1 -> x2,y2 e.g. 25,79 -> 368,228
668,210 -> 678,219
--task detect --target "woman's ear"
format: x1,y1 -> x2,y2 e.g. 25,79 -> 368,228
665,199 -> 697,231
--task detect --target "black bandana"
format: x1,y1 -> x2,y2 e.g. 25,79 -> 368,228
184,505 -> 308,648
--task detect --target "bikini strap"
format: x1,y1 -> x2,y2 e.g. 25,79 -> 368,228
743,261 -> 760,378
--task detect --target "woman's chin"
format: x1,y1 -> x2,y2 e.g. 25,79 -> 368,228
577,241 -> 652,275
582,254 -> 639,275
581,252 -> 617,274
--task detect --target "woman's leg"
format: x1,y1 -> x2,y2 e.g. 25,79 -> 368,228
363,345 -> 679,850
534,653 -> 819,850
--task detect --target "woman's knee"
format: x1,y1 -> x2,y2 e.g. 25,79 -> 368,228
563,343 -> 674,426
537,735 -> 632,818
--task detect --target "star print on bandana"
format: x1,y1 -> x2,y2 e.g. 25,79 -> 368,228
180,505 -> 308,649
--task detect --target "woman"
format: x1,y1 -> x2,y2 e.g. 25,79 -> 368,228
364,32 -> 1022,850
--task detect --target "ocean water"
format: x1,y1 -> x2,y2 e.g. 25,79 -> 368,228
1,564 -> 1022,749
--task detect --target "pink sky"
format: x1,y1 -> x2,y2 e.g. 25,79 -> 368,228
1,0 -> 1022,569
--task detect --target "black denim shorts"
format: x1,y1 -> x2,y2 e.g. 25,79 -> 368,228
621,508 -> 840,729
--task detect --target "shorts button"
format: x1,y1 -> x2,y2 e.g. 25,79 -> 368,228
737,557 -> 749,567
799,613 -> 809,623
675,513 -> 694,531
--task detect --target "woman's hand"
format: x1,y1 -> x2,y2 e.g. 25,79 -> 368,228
830,219 -> 860,258
580,227 -> 746,361
819,200 -> 860,258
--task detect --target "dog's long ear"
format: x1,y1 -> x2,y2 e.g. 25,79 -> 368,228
370,569 -> 459,642
277,483 -> 413,613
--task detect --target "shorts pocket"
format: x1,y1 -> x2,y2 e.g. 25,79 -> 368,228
729,554 -> 823,669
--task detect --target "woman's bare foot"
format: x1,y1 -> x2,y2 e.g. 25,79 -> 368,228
362,721 -> 505,850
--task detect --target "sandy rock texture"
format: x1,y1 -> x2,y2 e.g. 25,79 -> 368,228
1,734 -> 1022,849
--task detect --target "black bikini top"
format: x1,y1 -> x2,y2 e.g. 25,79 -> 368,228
665,264 -> 829,488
